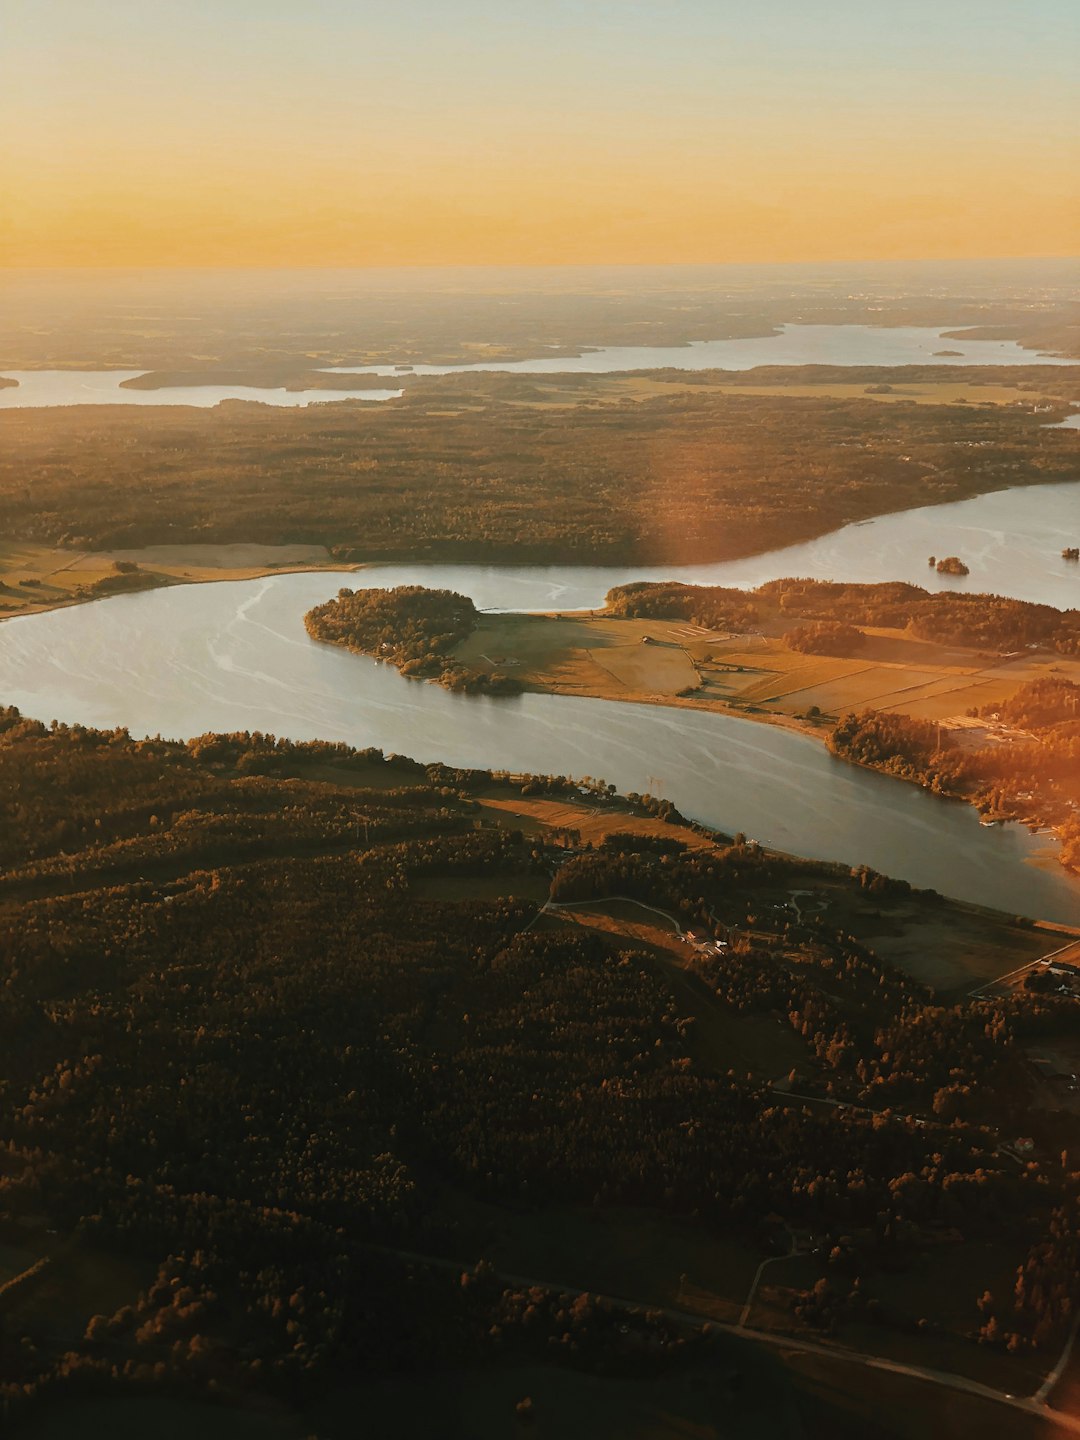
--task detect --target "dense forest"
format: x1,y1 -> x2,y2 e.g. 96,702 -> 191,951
606,579 -> 1080,657
0,377 -> 1076,565
785,620 -> 867,656
830,677 -> 1080,870
2,714 -> 1080,1431
304,586 -> 523,694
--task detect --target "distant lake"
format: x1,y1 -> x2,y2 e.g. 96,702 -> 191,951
0,324 -> 1074,410
323,323 -> 1078,379
0,371 -> 404,410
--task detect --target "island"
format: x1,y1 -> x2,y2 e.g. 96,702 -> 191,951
1,367 -> 1077,570
936,555 -> 971,576
117,367 -> 400,392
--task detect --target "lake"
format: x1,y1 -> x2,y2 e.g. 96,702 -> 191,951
323,323 -> 1078,379
1,324 -> 1074,410
2,479 -> 1079,921
0,371 -> 404,410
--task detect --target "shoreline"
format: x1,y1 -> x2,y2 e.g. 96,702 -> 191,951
3,456 -> 1080,624
490,669 -> 1079,876
306,612 -> 1080,890
0,544 -> 367,623
332,597 -> 1080,881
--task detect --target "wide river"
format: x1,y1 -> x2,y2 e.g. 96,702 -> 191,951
2,478 -> 1079,921
1,324 -> 1075,409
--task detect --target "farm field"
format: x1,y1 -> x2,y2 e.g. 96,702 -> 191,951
14,1398 -> 305,1440
782,1351 -> 1054,1440
851,904 -> 1058,994
454,371 -> 1075,413
457,609 -> 1080,735
471,787 -> 728,851
308,1353 -> 801,1440
0,541 -> 348,618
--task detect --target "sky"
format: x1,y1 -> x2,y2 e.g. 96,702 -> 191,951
2,0 -> 1078,267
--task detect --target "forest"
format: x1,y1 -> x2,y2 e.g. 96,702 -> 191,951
606,578 -> 1080,657
829,677 -> 1080,870
304,586 -> 522,694
0,375 -> 1076,565
2,713 -> 1080,1431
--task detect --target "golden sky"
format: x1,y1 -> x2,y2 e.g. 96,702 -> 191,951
2,0 -> 1078,267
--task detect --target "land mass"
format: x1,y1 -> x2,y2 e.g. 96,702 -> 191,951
1,369 -> 1077,564
3,269 -> 1077,370
305,585 -> 524,695
0,542 -> 356,619
307,581 -> 1080,874
117,367 -> 405,392
3,711 -> 1080,1438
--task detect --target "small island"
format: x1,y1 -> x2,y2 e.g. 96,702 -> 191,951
935,555 -> 970,576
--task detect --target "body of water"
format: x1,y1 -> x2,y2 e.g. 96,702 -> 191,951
1,325 -> 1074,410
284,479 -> 1080,615
323,323 -> 1078,379
0,571 -> 1075,921
3,477 -> 1080,920
0,371 -> 404,410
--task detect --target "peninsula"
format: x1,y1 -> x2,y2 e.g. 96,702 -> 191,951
306,581 -> 1080,872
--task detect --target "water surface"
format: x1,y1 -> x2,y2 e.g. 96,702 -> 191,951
3,465 -> 1079,917
302,480 -> 1080,614
1,560 -> 1077,921
323,323 -> 1077,378
2,324 -> 1074,411
0,371 -> 403,409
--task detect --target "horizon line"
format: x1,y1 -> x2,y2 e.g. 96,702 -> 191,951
2,254 -> 1079,273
